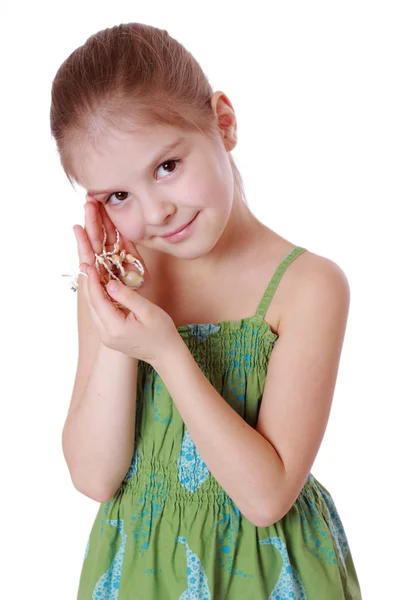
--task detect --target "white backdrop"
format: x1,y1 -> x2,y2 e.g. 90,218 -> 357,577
1,1 -> 399,597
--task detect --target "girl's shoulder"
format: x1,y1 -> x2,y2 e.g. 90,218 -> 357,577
255,228 -> 349,334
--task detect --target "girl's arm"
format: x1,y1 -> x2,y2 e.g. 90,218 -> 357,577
62,281 -> 138,502
153,258 -> 350,528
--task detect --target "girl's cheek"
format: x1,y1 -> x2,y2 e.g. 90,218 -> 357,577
121,224 -> 145,243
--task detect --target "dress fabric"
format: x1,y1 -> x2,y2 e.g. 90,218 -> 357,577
77,246 -> 362,599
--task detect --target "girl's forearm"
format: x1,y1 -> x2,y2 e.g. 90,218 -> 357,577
153,339 -> 285,528
62,343 -> 138,501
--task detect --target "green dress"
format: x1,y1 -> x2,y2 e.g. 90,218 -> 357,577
77,246 -> 362,599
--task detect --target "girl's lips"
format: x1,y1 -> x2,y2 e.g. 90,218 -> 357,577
160,212 -> 199,238
161,211 -> 200,242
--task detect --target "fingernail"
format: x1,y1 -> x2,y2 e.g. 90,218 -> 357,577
107,281 -> 118,293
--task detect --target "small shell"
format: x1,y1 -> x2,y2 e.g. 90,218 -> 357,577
110,254 -> 123,265
125,255 -> 145,276
120,249 -> 126,261
114,242 -> 120,252
121,270 -> 145,289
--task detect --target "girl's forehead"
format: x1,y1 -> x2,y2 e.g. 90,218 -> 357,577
80,122 -> 197,157
83,124 -> 168,151
72,128 -> 200,191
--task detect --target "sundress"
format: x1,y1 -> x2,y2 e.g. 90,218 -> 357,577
77,245 -> 363,599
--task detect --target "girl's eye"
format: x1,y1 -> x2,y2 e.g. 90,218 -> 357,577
104,159 -> 180,207
105,191 -> 129,206
156,158 -> 179,179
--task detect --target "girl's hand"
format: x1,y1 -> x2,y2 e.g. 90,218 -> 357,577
73,197 -> 152,323
74,198 -> 180,366
80,262 -> 180,366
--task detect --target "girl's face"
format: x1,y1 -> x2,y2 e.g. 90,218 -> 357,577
72,123 -> 235,261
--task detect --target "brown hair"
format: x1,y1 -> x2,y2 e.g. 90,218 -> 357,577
49,22 -> 247,204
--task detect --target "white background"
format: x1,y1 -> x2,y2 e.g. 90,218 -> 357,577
1,1 -> 399,598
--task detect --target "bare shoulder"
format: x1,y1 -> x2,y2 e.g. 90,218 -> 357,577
256,225 -> 351,334
286,248 -> 350,292
278,247 -> 351,334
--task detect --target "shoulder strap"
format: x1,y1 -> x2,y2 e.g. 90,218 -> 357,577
254,246 -> 308,322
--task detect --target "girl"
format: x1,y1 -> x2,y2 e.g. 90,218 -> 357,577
51,22 -> 362,599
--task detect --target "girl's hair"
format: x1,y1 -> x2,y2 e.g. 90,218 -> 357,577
49,22 -> 248,205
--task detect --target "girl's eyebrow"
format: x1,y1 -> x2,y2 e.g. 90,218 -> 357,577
87,136 -> 186,196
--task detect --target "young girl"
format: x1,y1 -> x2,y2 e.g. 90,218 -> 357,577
51,22 -> 362,599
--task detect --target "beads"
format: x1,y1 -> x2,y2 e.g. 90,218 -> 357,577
93,225 -> 145,290
62,225 -> 145,294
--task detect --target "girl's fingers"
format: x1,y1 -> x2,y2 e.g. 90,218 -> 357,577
82,196 -> 149,290
84,264 -> 123,329
84,200 -> 104,255
73,224 -> 95,266
98,202 -> 118,246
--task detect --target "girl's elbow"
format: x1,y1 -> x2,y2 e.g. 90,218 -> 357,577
75,482 -> 115,503
241,503 -> 275,528
252,505 -> 290,528
248,513 -> 274,528
71,474 -> 118,503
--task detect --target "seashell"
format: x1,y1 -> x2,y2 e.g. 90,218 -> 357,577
121,270 -> 145,289
110,254 -> 122,264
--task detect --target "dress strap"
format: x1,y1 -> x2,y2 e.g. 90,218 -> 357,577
254,246 -> 308,322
